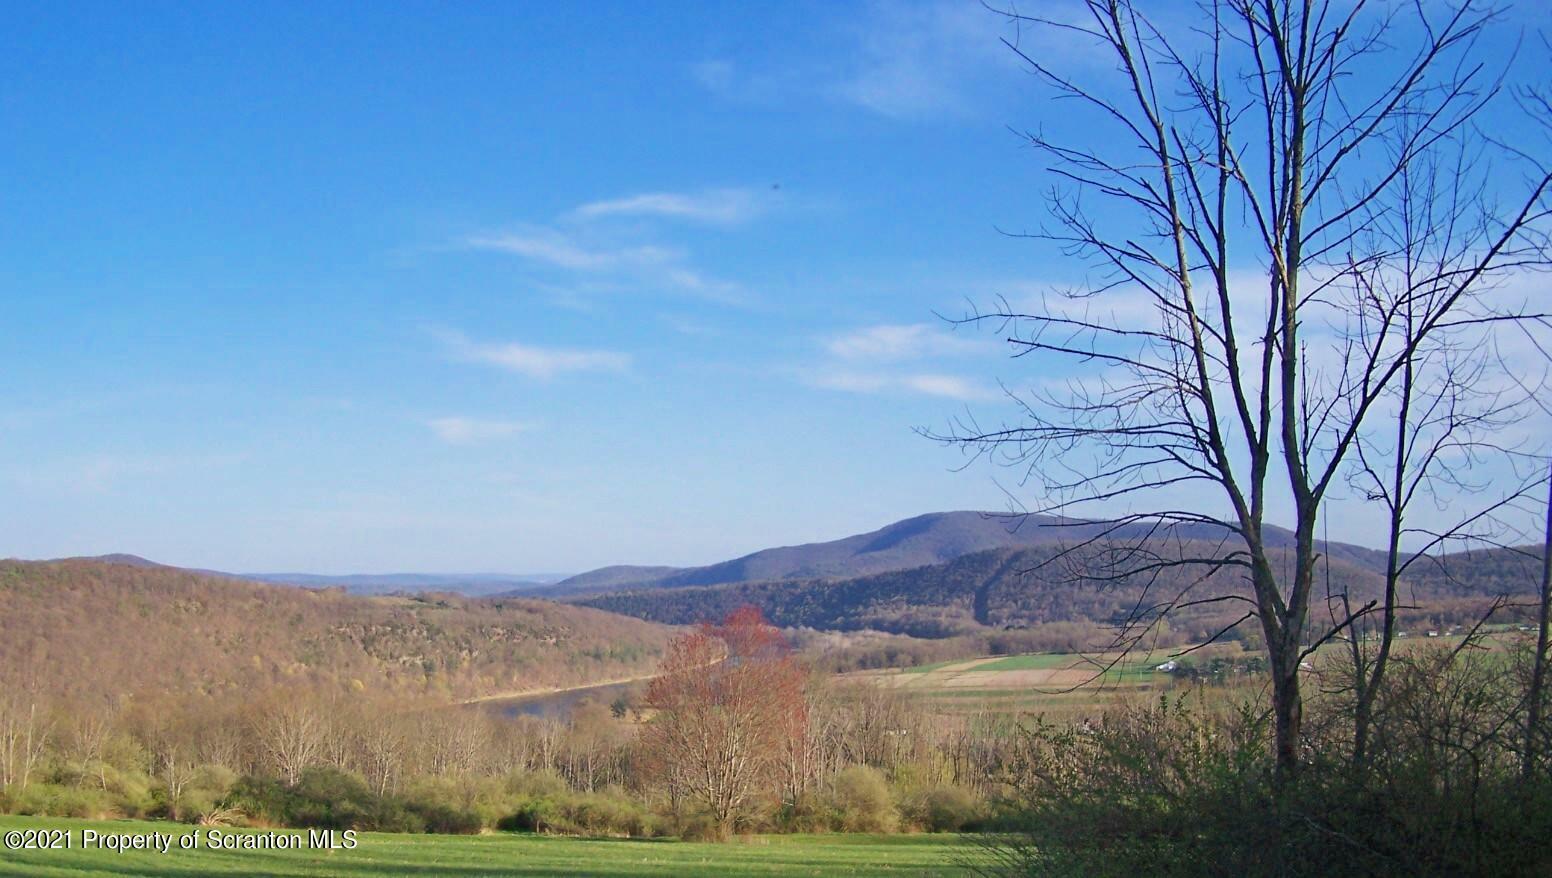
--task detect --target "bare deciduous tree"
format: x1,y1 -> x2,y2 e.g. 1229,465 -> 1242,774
1514,41 -> 1552,784
258,699 -> 324,786
940,0 -> 1552,775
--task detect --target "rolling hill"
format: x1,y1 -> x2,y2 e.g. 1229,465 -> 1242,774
50,554 -> 568,596
547,511 -> 1391,596
576,536 -> 1544,640
235,570 -> 567,596
0,558 -> 674,703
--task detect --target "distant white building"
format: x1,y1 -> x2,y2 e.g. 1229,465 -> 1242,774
1155,660 -> 1179,672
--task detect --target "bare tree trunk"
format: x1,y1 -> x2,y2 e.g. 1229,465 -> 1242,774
1272,651 -> 1303,776
1525,464 -> 1552,782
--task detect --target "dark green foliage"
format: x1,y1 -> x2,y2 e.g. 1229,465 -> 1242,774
404,800 -> 482,835
497,790 -> 656,837
902,786 -> 984,833
225,769 -> 484,834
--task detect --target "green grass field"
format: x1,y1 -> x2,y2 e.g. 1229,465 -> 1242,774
0,816 -> 980,877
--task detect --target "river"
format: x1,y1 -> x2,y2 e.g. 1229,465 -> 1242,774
474,679 -> 644,719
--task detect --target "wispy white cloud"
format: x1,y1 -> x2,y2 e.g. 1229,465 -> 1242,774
465,230 -> 676,272
462,223 -> 747,306
900,373 -> 993,400
440,331 -> 631,380
802,318 -> 1001,401
426,417 -> 534,445
571,188 -> 773,225
804,367 -> 997,402
834,1 -> 1003,119
826,322 -> 988,361
690,1 -> 1083,122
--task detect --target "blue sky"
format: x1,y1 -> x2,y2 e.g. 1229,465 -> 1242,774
2,2 -> 1546,573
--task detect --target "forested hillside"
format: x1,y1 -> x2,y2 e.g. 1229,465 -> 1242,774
0,559 -> 673,702
549,510 -> 1387,595
579,540 -> 1543,641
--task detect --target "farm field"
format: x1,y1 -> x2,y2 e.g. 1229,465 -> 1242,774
847,649 -> 1182,716
849,629 -> 1531,719
0,816 -> 980,877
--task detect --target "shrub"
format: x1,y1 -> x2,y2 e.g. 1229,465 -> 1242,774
385,778 -> 488,834
99,764 -> 156,818
364,799 -> 426,834
499,789 -> 656,837
8,783 -> 117,819
902,785 -> 982,832
404,800 -> 482,834
829,766 -> 898,833
289,767 -> 377,829
226,768 -> 411,832
224,775 -> 294,827
773,795 -> 840,834
676,812 -> 728,842
177,765 -> 237,822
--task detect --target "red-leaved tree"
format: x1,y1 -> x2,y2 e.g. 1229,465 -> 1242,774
641,607 -> 806,837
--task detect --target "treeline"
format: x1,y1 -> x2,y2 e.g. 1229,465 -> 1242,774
0,660 -> 1017,839
0,559 -> 673,702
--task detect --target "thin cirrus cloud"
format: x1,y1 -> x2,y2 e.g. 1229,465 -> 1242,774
464,229 -> 676,272
462,207 -> 749,306
692,1 -> 1021,120
569,187 -> 772,225
805,368 -> 998,402
439,330 -> 631,380
825,323 -> 988,361
426,417 -> 533,445
803,321 -> 998,402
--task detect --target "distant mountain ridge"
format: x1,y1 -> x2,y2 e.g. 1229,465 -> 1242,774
40,554 -> 569,597
579,540 -> 1545,639
238,571 -> 568,596
544,511 -> 1387,596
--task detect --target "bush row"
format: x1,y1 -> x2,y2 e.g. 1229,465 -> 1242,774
3,763 -> 988,839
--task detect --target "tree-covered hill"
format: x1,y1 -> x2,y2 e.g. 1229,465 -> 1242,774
578,539 -> 1542,641
548,510 -> 1388,596
0,558 -> 674,702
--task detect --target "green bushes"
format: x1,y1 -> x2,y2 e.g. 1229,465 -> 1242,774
226,769 -> 485,834
901,785 -> 983,832
217,767 -> 656,838
5,784 -> 117,820
830,766 -> 899,833
405,800 -> 483,834
498,788 -> 657,837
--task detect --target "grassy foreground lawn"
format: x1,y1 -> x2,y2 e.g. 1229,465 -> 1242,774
0,816 -> 980,877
